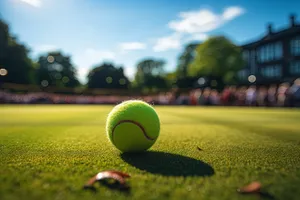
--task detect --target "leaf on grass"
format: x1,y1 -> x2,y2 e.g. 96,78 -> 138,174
197,146 -> 203,151
237,181 -> 262,194
237,181 -> 275,199
83,170 -> 130,190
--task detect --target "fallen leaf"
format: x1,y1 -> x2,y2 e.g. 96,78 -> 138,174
237,181 -> 262,193
83,170 -> 130,190
237,181 -> 275,199
197,146 -> 203,151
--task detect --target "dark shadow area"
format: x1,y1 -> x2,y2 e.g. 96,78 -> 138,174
83,181 -> 131,194
258,191 -> 276,200
239,191 -> 275,200
121,151 -> 214,177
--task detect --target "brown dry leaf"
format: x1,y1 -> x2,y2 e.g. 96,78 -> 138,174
197,146 -> 203,151
83,170 -> 130,190
237,181 -> 262,194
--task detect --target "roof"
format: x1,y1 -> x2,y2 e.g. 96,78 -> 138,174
241,24 -> 300,49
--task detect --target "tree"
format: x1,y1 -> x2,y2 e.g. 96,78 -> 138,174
0,19 -> 36,84
176,42 -> 199,78
37,51 -> 80,88
189,36 -> 244,85
134,59 -> 168,89
87,63 -> 129,89
173,42 -> 200,88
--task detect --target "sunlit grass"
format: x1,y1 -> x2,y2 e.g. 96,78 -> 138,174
0,105 -> 300,200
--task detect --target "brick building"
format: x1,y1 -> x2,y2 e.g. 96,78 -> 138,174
238,15 -> 300,85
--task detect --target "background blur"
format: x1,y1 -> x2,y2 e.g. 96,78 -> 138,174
1,0 -> 300,107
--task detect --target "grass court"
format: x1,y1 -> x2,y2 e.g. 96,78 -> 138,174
0,105 -> 300,200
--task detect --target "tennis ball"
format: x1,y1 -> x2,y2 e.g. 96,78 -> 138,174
106,100 -> 160,152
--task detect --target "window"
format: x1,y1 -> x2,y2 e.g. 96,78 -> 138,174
266,45 -> 271,61
290,61 -> 300,74
275,42 -> 283,59
260,65 -> 281,78
257,42 -> 283,63
250,50 -> 256,73
242,50 -> 249,63
290,36 -> 300,56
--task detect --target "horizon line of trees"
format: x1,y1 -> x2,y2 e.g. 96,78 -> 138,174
0,18 -> 245,93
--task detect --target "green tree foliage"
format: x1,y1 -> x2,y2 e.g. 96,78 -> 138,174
176,42 -> 199,78
174,42 -> 200,88
0,19 -> 35,84
87,63 -> 129,89
134,59 -> 168,89
37,52 -> 80,88
189,36 -> 244,84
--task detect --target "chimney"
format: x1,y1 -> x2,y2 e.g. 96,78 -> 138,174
290,14 -> 296,27
267,23 -> 273,34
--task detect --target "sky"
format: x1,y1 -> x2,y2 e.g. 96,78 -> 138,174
1,0 -> 300,83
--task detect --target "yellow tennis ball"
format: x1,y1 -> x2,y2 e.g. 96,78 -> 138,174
106,100 -> 160,152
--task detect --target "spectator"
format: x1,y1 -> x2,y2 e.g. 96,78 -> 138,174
267,85 -> 277,107
158,93 -> 169,105
228,86 -> 237,106
236,86 -> 247,106
257,86 -> 268,106
199,88 -> 211,105
189,90 -> 198,105
246,85 -> 257,106
221,86 -> 231,105
289,78 -> 300,107
210,90 -> 220,105
176,93 -> 190,105
277,83 -> 290,107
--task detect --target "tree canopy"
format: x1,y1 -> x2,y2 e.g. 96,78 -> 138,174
0,19 -> 36,84
134,59 -> 168,89
37,52 -> 80,88
176,42 -> 199,78
87,63 -> 129,89
189,36 -> 244,84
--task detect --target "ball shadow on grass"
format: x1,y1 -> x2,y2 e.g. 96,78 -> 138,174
121,151 -> 214,177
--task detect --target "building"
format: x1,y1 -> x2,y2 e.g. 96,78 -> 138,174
239,15 -> 300,85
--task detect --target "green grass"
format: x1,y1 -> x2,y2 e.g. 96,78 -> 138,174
1,105 -> 300,200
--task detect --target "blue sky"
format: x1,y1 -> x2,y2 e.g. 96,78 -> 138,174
1,0 -> 300,83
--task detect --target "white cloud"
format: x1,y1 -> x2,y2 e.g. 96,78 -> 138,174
187,33 -> 208,42
168,6 -> 245,34
20,0 -> 41,7
35,45 -> 58,53
119,42 -> 147,51
154,6 -> 245,51
222,6 -> 245,21
169,9 -> 221,34
153,33 -> 182,52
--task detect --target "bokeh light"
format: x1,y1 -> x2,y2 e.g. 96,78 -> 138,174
211,80 -> 218,87
197,77 -> 205,85
0,68 -> 8,76
41,80 -> 49,87
47,56 -> 55,63
62,76 -> 69,83
119,78 -> 126,85
248,75 -> 256,83
106,77 -> 113,84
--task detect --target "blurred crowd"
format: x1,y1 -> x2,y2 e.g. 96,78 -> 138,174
184,79 -> 300,107
1,79 -> 300,107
